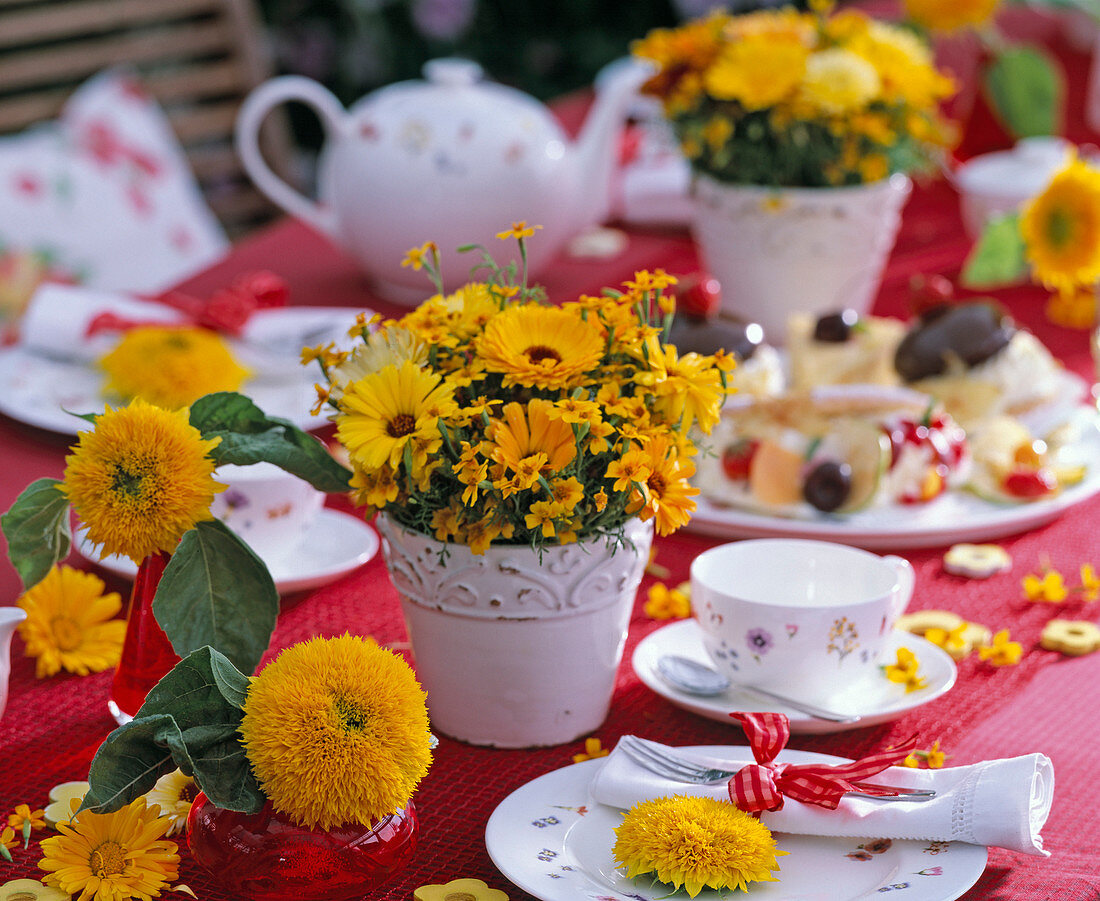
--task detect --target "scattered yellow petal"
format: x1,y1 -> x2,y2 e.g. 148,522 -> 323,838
883,646 -> 928,692
644,581 -> 691,620
1022,570 -> 1068,603
978,629 -> 1023,666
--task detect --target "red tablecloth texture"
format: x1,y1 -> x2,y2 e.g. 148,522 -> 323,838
3,10 -> 1100,900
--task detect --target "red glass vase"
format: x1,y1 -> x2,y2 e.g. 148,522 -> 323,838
108,551 -> 179,724
187,793 -> 418,901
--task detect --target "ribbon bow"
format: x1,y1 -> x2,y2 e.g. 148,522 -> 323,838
728,711 -> 918,814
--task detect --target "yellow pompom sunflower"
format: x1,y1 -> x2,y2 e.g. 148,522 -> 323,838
99,325 -> 250,410
904,0 -> 1000,33
1021,156 -> 1100,292
475,305 -> 604,391
17,565 -> 126,679
799,48 -> 882,116
61,400 -> 223,562
239,634 -> 433,830
613,795 -> 786,897
37,797 -> 179,901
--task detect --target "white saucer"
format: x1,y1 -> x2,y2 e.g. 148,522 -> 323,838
485,752 -> 987,901
75,508 -> 379,594
632,620 -> 956,735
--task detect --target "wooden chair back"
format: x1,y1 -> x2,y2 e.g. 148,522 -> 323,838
0,0 -> 291,238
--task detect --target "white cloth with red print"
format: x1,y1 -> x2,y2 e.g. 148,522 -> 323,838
0,70 -> 228,293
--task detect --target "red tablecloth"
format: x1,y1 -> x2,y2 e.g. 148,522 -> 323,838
3,14 -> 1100,900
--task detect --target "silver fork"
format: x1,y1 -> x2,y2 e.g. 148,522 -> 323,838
619,735 -> 936,802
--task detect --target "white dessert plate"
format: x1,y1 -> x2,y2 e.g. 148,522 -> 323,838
0,345 -> 323,436
485,751 -> 988,901
632,620 -> 956,735
74,508 -> 379,594
688,404 -> 1100,550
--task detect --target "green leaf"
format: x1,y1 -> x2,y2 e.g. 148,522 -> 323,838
960,212 -> 1029,288
189,392 -> 351,493
85,648 -> 265,814
152,520 -> 278,676
983,46 -> 1064,139
0,478 -> 71,590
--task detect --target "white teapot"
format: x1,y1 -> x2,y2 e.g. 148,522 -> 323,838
236,58 -> 646,301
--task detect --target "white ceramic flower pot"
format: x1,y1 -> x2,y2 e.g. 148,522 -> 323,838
691,173 -> 912,344
377,515 -> 653,748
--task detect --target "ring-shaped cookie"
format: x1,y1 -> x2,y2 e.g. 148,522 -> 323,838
1040,619 -> 1100,657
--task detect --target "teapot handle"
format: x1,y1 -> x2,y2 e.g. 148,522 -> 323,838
235,76 -> 348,237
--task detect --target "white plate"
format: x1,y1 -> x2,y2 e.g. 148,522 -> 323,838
75,508 -> 379,594
688,404 -> 1100,550
485,750 -> 987,901
0,345 -> 323,435
632,620 -> 956,735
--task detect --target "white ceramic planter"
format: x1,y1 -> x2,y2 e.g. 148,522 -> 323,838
0,606 -> 26,722
377,515 -> 653,748
691,173 -> 912,344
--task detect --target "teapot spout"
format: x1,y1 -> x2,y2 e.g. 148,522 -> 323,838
571,59 -> 651,232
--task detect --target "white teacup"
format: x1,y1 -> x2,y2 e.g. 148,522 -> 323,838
691,539 -> 914,705
210,462 -> 325,562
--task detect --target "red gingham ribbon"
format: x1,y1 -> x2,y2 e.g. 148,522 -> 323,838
728,711 -> 918,814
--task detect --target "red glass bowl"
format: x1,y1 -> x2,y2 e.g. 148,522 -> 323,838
187,793 -> 418,900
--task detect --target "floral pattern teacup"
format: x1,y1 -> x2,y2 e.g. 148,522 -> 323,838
692,539 -> 914,705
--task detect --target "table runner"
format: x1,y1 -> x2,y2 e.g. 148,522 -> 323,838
3,14 -> 1100,899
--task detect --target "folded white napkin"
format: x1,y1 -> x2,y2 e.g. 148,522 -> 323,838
18,283 -> 367,377
590,739 -> 1053,856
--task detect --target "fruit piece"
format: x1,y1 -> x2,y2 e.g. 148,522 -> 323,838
908,273 -> 954,318
803,460 -> 852,511
830,418 -> 892,512
1012,439 -> 1047,469
1003,466 -> 1057,498
720,438 -> 760,481
676,273 -> 722,319
813,309 -> 859,343
748,440 -> 805,506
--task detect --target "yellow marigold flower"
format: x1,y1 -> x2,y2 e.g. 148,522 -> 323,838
645,582 -> 691,620
8,804 -> 46,834
38,797 -> 179,901
613,795 -> 785,897
547,396 -> 602,426
1045,286 -> 1096,330
593,488 -> 609,512
525,499 -> 561,538
925,622 -> 971,659
884,646 -> 928,692
401,241 -> 437,270
547,476 -> 584,512
143,769 -> 196,838
903,740 -> 947,768
904,0 -> 1000,33
1081,564 -> 1100,601
336,361 -> 457,472
1021,157 -> 1100,293
1022,570 -> 1068,603
240,634 -> 432,830
495,221 -> 541,240
0,826 -> 17,861
799,48 -> 881,115
349,464 -> 401,511
636,434 -> 700,536
62,400 -> 223,562
572,737 -> 610,764
979,629 -> 1023,666
414,878 -> 508,901
704,35 -> 808,111
16,566 -> 126,679
100,325 -> 250,411
476,305 -> 604,391
607,448 -> 653,493
634,336 -> 726,435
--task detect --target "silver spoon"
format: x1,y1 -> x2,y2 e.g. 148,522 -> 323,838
656,655 -> 862,725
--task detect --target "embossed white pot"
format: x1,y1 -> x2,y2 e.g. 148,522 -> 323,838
377,515 -> 653,748
691,173 -> 912,344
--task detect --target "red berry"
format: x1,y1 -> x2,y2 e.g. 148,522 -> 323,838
1003,467 -> 1057,498
677,274 -> 721,320
721,439 -> 759,481
908,273 -> 954,318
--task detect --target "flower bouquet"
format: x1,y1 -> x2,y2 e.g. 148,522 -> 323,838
631,4 -> 958,338
306,227 -> 731,746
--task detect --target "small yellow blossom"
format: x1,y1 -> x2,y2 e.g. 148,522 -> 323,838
8,804 -> 45,847
401,241 -> 437,270
1080,564 -> 1100,601
0,826 -> 17,861
979,629 -> 1023,666
924,622 -> 970,659
496,221 -> 541,241
1023,570 -> 1068,603
903,740 -> 947,768
644,582 -> 691,620
572,737 -> 610,763
883,646 -> 928,692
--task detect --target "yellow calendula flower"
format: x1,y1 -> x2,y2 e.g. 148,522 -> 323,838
1021,157 -> 1100,293
613,795 -> 785,897
884,646 -> 928,692
488,398 -> 577,478
16,566 -> 126,679
704,35 -> 808,111
645,582 -> 691,620
99,326 -> 250,411
143,770 -> 197,838
636,433 -> 700,536
1081,564 -> 1100,601
38,797 -> 179,901
799,48 -> 881,115
327,325 -> 428,401
62,400 -> 223,562
979,629 -> 1023,666
572,737 -> 610,764
904,0 -> 1000,33
1022,570 -> 1068,603
476,305 -> 604,391
239,634 -> 432,830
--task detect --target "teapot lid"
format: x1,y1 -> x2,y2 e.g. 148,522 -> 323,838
422,58 -> 484,86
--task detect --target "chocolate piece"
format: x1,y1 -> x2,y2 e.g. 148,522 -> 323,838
813,309 -> 860,343
894,302 -> 1016,382
667,316 -> 764,361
